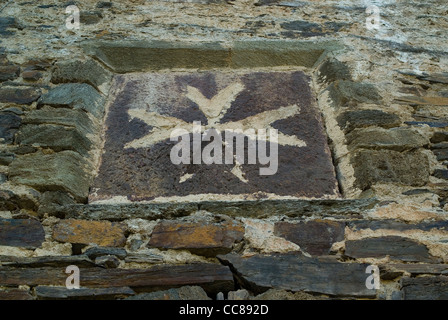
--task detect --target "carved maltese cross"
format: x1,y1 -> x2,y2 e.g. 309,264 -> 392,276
124,81 -> 306,183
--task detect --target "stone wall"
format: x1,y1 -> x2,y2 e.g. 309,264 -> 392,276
0,0 -> 448,300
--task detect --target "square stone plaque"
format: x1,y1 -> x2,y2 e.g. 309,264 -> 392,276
90,71 -> 339,203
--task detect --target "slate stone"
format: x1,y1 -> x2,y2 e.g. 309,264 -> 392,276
24,108 -> 95,135
218,253 -> 374,297
0,255 -> 95,268
405,121 -> 448,128
35,286 -> 135,300
51,58 -> 112,92
348,220 -> 448,232
431,132 -> 448,144
337,110 -> 401,133
434,169 -> 448,180
381,264 -> 448,278
0,17 -> 21,37
38,83 -> 104,118
346,128 -> 428,151
148,220 -> 244,257
280,20 -> 323,32
37,191 -> 77,218
0,65 -> 20,82
344,236 -> 436,262
53,219 -> 127,247
0,288 -> 34,300
0,87 -> 41,104
80,11 -> 103,25
8,151 -> 90,202
84,247 -> 127,260
317,58 -> 352,83
95,255 -> 120,268
395,96 -> 448,106
0,264 -> 234,295
22,70 -> 43,81
124,252 -> 164,264
433,149 -> 448,161
0,113 -> 21,143
274,220 -> 345,255
328,80 -> 382,106
430,142 -> 448,150
16,124 -> 92,156
352,150 -> 430,190
124,286 -> 211,300
0,218 -> 45,248
401,276 -> 448,300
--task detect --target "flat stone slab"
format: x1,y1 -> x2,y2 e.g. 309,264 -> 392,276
91,71 -> 338,203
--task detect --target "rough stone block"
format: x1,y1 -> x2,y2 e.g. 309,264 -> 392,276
317,58 -> 352,83
218,253 -> 374,297
345,236 -> 436,262
53,219 -> 127,247
38,83 -> 105,118
0,87 -> 41,104
51,58 -> 112,92
431,132 -> 448,143
401,276 -> 448,300
148,220 -> 244,257
352,149 -> 430,190
274,220 -> 345,255
0,288 -> 34,300
0,218 -> 45,248
328,80 -> 382,106
16,124 -> 92,156
337,109 -> 401,133
0,113 -> 21,143
0,65 -> 20,82
346,128 -> 428,151
8,151 -> 90,202
124,286 -> 211,300
35,286 -> 134,300
433,148 -> 448,161
434,169 -> 448,180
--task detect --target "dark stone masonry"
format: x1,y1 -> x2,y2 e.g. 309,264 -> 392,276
0,0 -> 447,301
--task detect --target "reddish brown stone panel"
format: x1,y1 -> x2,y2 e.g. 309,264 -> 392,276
0,218 -> 45,248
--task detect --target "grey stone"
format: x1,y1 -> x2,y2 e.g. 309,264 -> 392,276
51,58 -> 112,92
0,151 -> 15,165
228,289 -> 250,300
253,288 -> 324,300
24,108 -> 95,135
0,65 -> 20,82
346,128 -> 428,151
337,110 -> 401,133
431,132 -> 448,143
80,11 -> 103,25
35,286 -> 135,300
124,252 -> 164,264
8,151 -> 90,202
318,58 -> 352,83
38,83 -> 104,118
405,121 -> 448,128
0,87 -> 41,104
433,149 -> 448,161
0,113 -> 21,143
0,17 -> 21,37
434,169 -> 448,180
345,236 -> 436,263
401,276 -> 448,300
84,247 -> 127,260
349,220 -> 448,232
95,255 -> 120,268
431,142 -> 448,149
280,20 -> 322,32
16,124 -> 92,156
328,80 -> 382,106
218,253 -> 375,297
352,150 -> 430,190
37,191 -> 76,218
124,286 -> 211,300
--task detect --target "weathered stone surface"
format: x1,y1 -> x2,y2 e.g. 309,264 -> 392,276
318,58 -> 352,83
0,264 -> 234,294
345,236 -> 436,262
395,96 -> 448,106
346,128 -> 428,151
35,286 -> 135,300
349,220 -> 448,232
0,87 -> 41,104
380,264 -> 448,279
38,83 -> 104,118
280,20 -> 323,33
328,80 -> 382,106
433,149 -> 448,161
0,65 -> 20,82
274,220 -> 345,256
0,255 -> 95,268
23,108 -> 95,134
9,151 -> 90,202
53,219 -> 127,247
253,288 -> 324,300
0,17 -> 21,37
91,71 -> 338,202
337,110 -> 401,133
22,70 -> 42,81
95,255 -> 120,268
124,286 -> 211,300
434,169 -> 448,180
80,11 -> 103,25
401,276 -> 448,300
352,150 -> 430,190
0,218 -> 45,248
0,288 -> 34,300
124,252 -> 164,264
219,254 -> 374,297
0,113 -> 21,143
16,124 -> 92,156
431,132 -> 448,143
51,58 -> 112,92
37,191 -> 76,218
84,247 -> 127,260
431,142 -> 448,150
148,220 -> 244,257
